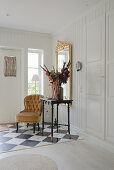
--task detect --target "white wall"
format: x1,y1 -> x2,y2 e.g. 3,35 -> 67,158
0,28 -> 52,123
52,0 -> 114,147
0,48 -> 21,123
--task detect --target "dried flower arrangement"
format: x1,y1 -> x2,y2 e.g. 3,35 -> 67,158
40,61 -> 70,85
40,61 -> 70,100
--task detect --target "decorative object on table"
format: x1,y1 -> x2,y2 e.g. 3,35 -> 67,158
32,74 -> 39,94
4,56 -> 16,77
76,61 -> 82,71
40,62 -> 70,100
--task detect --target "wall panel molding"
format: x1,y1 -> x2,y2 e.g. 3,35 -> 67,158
106,8 -> 114,143
52,0 -> 114,145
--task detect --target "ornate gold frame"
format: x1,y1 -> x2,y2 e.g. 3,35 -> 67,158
55,40 -> 72,100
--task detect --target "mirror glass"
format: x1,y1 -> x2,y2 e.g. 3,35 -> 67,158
58,49 -> 69,99
55,40 -> 72,100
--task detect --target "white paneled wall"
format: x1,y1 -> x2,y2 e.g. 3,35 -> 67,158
106,9 -> 114,143
86,15 -> 105,139
0,28 -> 52,123
0,49 -> 21,123
52,0 -> 114,146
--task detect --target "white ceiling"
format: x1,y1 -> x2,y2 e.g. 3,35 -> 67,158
0,0 -> 103,34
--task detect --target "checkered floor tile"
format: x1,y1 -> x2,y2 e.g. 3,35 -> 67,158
0,123 -> 79,152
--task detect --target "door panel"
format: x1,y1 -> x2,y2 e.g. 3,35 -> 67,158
87,97 -> 102,132
87,62 -> 102,96
86,16 -> 105,139
106,10 -> 114,143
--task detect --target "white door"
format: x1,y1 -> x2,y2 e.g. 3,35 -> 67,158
86,15 -> 105,139
106,9 -> 114,143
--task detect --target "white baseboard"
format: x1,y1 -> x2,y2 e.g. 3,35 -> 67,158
85,133 -> 114,154
70,125 -> 114,153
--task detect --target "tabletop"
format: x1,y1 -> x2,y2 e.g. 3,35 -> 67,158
40,97 -> 73,104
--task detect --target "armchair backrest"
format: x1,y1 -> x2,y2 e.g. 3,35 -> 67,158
24,95 -> 43,115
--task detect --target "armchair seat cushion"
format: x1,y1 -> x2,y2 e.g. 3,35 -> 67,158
16,112 -> 41,123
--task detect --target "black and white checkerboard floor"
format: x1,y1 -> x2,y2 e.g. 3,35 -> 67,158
0,123 -> 80,152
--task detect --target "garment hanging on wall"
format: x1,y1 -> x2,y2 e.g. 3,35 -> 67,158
4,56 -> 16,77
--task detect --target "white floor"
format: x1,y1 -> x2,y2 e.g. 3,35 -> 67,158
0,140 -> 114,170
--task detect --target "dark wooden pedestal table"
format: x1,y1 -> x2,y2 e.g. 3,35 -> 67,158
40,98 -> 73,142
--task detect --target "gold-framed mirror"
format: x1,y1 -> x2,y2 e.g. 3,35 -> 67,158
55,40 -> 72,100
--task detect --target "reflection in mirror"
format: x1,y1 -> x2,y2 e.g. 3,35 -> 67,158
55,40 -> 72,100
58,49 -> 69,99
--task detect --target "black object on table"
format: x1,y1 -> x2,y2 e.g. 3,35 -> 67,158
40,98 -> 73,142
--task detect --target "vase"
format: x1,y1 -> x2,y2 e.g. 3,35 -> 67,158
52,80 -> 59,100
52,80 -> 64,100
58,86 -> 63,100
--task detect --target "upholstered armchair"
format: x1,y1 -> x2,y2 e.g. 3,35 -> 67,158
16,94 -> 43,133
